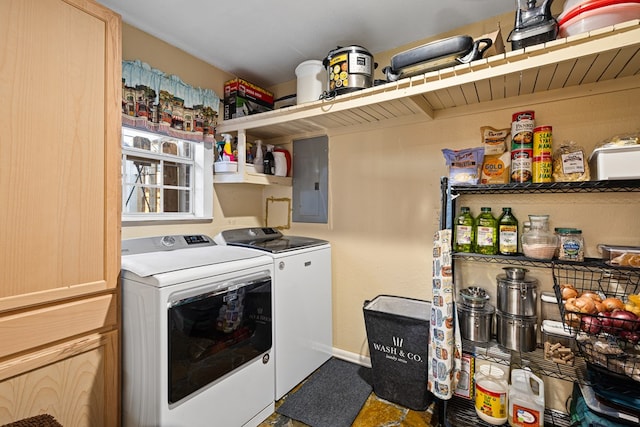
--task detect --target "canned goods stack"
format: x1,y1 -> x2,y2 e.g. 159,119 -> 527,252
510,111 -> 535,183
533,125 -> 553,183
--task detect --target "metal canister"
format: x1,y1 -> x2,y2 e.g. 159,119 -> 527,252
532,125 -> 553,183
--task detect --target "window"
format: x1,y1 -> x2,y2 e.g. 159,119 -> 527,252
121,126 -> 213,222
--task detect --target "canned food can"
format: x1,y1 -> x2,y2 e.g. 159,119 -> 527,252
532,154 -> 553,183
533,126 -> 553,157
511,111 -> 535,149
511,147 -> 533,183
512,111 -> 535,122
532,126 -> 553,183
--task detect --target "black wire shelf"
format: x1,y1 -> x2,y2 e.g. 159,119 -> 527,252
447,396 -> 573,427
451,179 -> 640,195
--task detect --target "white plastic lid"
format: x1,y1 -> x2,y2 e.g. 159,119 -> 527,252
542,320 -> 575,337
540,291 -> 558,304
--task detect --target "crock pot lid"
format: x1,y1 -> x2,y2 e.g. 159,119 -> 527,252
326,45 -> 372,57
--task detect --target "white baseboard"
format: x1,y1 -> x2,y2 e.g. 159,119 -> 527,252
331,347 -> 371,368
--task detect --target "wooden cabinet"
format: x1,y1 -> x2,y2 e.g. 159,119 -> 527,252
0,0 -> 121,425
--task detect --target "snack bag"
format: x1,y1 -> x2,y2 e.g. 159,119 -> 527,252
552,141 -> 590,182
442,147 -> 485,185
481,152 -> 511,184
480,126 -> 510,155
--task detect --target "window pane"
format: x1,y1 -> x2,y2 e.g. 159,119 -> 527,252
160,138 -> 192,159
123,157 -> 161,185
164,189 -> 190,213
163,162 -> 191,187
123,185 -> 161,213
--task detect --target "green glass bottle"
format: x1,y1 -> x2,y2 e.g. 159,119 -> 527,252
475,207 -> 498,255
498,207 -> 519,255
454,207 -> 475,253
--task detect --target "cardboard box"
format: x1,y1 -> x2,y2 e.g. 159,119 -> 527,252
454,353 -> 475,399
224,78 -> 274,120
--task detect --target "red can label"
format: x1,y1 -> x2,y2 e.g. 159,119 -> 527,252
512,110 -> 535,122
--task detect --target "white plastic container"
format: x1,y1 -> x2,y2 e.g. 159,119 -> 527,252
214,161 -> 237,173
273,151 -> 287,176
508,369 -> 545,427
295,60 -> 326,104
558,1 -> 640,37
588,144 -> 640,180
475,364 -> 509,425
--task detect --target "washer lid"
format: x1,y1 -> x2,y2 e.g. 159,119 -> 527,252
216,227 -> 329,253
121,245 -> 266,277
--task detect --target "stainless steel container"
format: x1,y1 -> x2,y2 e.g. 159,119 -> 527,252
458,302 -> 494,343
459,286 -> 490,309
496,311 -> 537,352
496,267 -> 539,316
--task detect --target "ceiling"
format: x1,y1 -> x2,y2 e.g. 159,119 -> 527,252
97,0 -> 516,88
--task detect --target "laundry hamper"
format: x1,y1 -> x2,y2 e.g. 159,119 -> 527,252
363,294 -> 434,410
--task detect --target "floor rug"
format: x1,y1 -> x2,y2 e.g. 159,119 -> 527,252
276,358 -> 372,427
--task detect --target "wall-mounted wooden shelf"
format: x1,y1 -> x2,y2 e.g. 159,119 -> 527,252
217,20 -> 640,140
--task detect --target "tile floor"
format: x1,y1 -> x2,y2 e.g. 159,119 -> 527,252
258,383 -> 438,427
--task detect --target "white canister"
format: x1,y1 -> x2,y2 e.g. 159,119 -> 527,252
273,151 -> 287,177
295,60 -> 326,104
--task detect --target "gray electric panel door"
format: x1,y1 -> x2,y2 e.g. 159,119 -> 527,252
292,135 -> 328,223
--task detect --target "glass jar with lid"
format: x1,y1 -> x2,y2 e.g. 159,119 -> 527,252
521,214 -> 558,259
557,228 -> 584,261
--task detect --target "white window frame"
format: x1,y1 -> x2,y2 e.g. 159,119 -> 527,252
121,126 -> 213,224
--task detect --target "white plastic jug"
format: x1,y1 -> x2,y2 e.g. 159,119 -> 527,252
508,369 -> 545,427
295,60 -> 326,104
475,363 -> 508,425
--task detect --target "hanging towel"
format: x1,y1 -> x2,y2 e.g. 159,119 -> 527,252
428,229 -> 462,400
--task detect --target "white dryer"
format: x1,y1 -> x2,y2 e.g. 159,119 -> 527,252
215,228 -> 332,400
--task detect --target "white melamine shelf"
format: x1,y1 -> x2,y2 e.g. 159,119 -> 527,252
217,20 -> 640,140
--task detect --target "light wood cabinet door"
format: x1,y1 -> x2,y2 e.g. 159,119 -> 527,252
0,331 -> 119,427
0,0 -> 121,425
0,0 -> 121,312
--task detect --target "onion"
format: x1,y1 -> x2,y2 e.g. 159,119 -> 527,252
561,285 -> 578,300
565,313 -> 581,329
620,330 -> 640,345
610,309 -> 638,333
580,291 -> 603,303
602,297 -> 625,312
574,296 -> 597,314
599,311 -> 613,334
580,315 -> 602,334
594,301 -> 606,313
564,297 -> 579,313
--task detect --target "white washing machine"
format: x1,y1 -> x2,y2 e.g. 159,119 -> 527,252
121,234 -> 275,427
215,228 -> 332,400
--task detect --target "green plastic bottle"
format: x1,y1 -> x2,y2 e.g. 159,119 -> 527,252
475,207 -> 498,255
454,207 -> 475,253
498,207 -> 519,256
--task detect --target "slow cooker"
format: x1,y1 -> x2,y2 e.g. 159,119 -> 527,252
323,45 -> 375,95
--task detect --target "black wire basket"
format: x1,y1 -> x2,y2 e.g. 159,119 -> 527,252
552,262 -> 640,382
